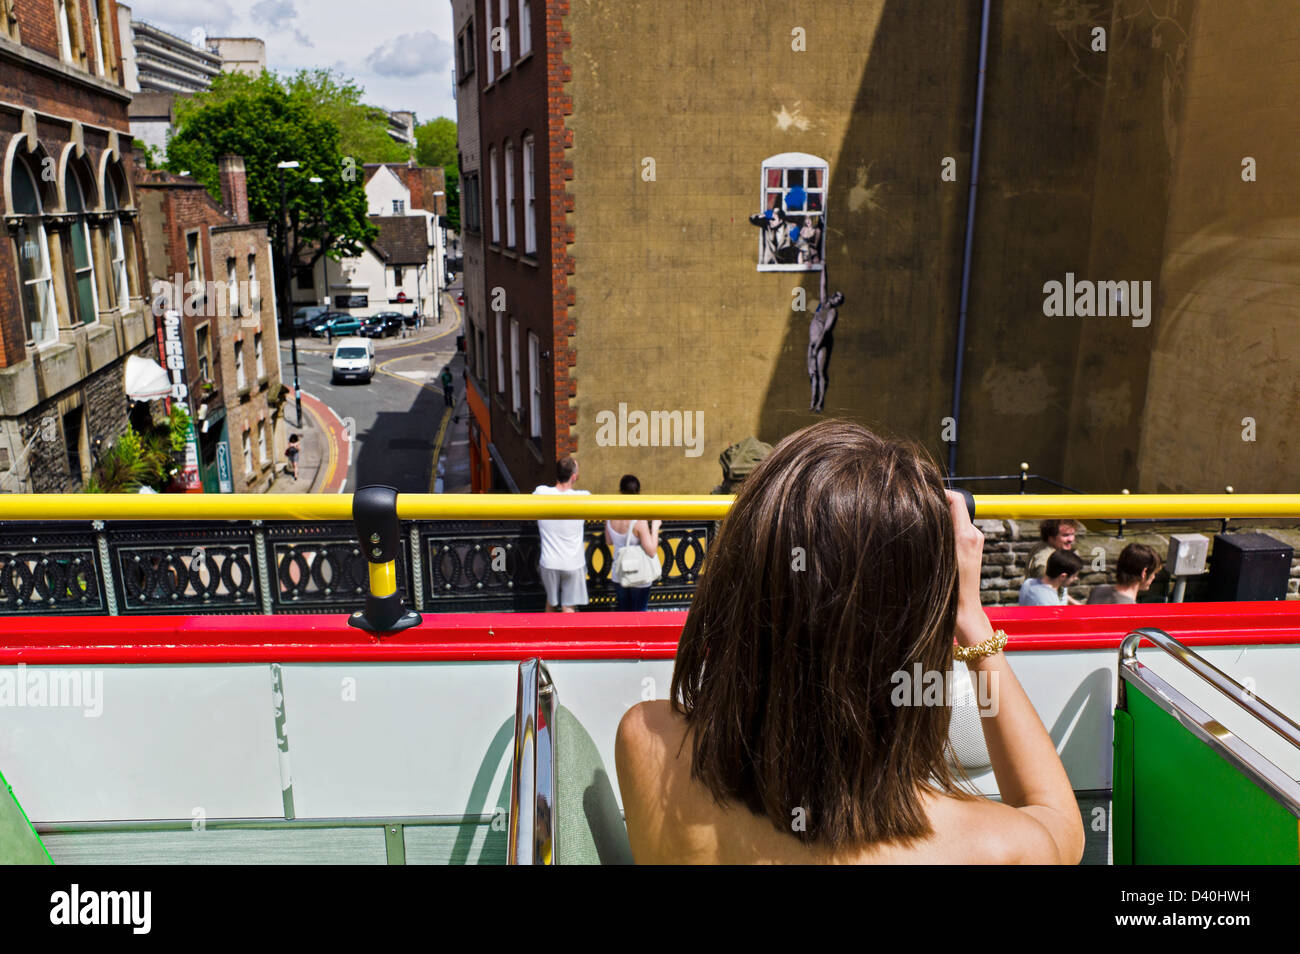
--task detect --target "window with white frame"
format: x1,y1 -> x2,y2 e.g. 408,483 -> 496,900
753,153 -> 828,271
56,0 -> 75,63
393,199 -> 405,214
186,232 -> 202,283
495,311 -> 505,393
11,156 -> 57,344
104,173 -> 130,308
248,253 -> 259,314
64,167 -> 99,327
528,331 -> 541,438
242,430 -> 253,477
489,148 -> 500,244
255,332 -> 265,379
227,257 -> 239,317
519,0 -> 531,56
88,0 -> 105,75
522,136 -> 536,255
484,0 -> 495,83
510,318 -> 520,415
504,141 -> 516,248
235,339 -> 246,390
499,0 -> 511,68
259,422 -> 268,465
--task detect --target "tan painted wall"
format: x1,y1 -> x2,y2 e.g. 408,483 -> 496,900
563,0 -> 1295,496
565,0 -> 976,494
1134,0 -> 1300,492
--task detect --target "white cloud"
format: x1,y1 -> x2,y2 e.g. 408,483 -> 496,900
366,31 -> 452,78
126,0 -> 236,34
251,0 -> 297,28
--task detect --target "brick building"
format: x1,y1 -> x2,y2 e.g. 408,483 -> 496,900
458,0 -> 557,493
451,0 -> 488,491
136,154 -> 284,493
0,0 -> 154,492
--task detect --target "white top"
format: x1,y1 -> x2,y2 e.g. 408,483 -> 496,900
607,520 -> 642,552
533,485 -> 590,570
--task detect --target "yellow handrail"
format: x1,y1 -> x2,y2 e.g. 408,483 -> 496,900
2,493 -> 1300,521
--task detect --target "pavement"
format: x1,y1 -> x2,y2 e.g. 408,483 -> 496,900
269,389 -> 350,494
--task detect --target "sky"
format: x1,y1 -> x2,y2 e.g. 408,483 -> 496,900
121,0 -> 457,123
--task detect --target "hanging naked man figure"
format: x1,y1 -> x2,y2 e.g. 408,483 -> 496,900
808,263 -> 845,413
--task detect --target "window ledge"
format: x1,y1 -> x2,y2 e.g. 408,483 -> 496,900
501,248 -> 518,260
516,51 -> 533,67
520,255 -> 538,269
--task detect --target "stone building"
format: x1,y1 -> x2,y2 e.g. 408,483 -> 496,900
135,155 -> 284,493
0,0 -> 154,492
456,0 -> 1300,497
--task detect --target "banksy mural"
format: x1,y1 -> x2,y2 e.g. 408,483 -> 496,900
808,265 -> 844,413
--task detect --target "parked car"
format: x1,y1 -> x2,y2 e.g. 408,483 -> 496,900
289,305 -> 329,333
309,312 -> 363,337
331,338 -> 375,384
401,312 -> 421,328
359,312 -> 404,338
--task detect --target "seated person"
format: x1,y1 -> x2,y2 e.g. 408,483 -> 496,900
615,419 -> 1084,864
1018,549 -> 1083,606
1026,520 -> 1077,578
1087,543 -> 1161,604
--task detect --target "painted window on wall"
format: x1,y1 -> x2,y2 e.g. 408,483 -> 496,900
752,153 -> 827,272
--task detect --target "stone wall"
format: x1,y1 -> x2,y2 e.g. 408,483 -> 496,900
976,521 -> 1300,605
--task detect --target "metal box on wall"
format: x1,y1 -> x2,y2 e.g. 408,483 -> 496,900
1207,533 -> 1293,601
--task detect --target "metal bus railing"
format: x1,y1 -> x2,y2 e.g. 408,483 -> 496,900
6,492 -> 1300,521
507,658 -> 557,865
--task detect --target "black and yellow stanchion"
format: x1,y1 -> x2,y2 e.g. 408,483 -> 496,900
347,485 -> 422,635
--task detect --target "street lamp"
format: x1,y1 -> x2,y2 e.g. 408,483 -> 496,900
308,176 -> 328,315
277,160 -> 302,427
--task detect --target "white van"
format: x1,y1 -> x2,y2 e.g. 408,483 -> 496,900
331,337 -> 376,384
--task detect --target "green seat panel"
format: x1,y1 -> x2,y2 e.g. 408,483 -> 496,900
1,771 -> 53,865
555,706 -> 634,865
1115,683 -> 1300,865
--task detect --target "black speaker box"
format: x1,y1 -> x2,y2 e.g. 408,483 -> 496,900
1207,533 -> 1293,602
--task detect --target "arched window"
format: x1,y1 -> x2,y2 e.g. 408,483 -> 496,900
753,153 -> 828,272
103,169 -> 130,308
64,165 -> 99,326
11,156 -> 57,344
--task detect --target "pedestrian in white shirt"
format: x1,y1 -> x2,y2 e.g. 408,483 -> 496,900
534,457 -> 589,612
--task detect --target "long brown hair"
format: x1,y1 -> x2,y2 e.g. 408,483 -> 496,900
671,419 -> 968,849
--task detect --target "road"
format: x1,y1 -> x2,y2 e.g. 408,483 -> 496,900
282,319 -> 460,493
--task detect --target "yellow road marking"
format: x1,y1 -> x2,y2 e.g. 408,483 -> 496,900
303,398 -> 338,494
428,408 -> 454,493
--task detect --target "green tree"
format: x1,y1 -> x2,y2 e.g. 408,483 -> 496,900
416,117 -> 460,231
175,71 -> 411,165
167,75 -> 377,325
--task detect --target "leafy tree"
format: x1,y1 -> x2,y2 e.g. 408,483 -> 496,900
174,71 -> 410,165
132,138 -> 160,170
166,75 -> 377,325
416,117 -> 460,230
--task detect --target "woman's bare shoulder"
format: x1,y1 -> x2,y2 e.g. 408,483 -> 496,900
927,791 -> 1068,864
616,701 -> 685,773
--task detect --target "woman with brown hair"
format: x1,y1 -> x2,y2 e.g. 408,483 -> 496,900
615,419 -> 1084,864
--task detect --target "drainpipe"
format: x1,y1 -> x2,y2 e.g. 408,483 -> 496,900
947,0 -> 992,477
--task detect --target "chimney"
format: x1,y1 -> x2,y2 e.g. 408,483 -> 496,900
218,154 -> 249,224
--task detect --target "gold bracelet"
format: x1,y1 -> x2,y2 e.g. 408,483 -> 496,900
953,630 -> 1008,663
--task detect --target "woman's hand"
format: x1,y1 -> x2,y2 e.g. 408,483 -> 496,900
945,491 -> 992,646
